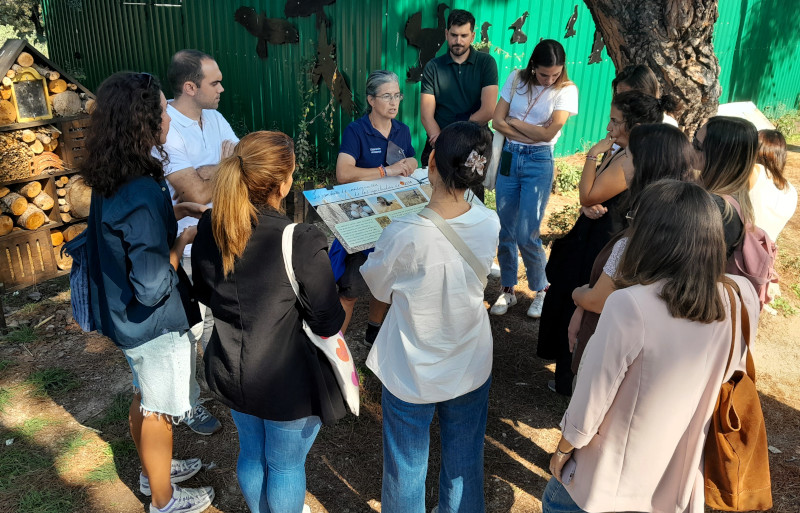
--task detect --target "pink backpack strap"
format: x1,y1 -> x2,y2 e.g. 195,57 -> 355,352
721,194 -> 745,224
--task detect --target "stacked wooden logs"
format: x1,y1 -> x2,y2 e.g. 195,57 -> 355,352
0,127 -> 62,182
50,222 -> 86,270
0,51 -> 90,125
0,179 -> 53,233
55,174 -> 91,223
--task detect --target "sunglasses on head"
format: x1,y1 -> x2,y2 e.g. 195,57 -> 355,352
692,136 -> 703,152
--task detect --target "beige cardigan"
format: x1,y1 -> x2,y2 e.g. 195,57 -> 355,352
561,275 -> 760,513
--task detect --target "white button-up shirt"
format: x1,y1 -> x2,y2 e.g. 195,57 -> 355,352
360,204 -> 500,404
161,102 -> 238,255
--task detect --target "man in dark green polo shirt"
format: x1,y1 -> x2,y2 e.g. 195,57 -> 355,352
420,9 -> 499,181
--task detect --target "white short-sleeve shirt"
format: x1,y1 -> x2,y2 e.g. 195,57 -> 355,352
500,70 -> 579,147
748,163 -> 798,242
161,102 -> 238,255
360,204 -> 501,404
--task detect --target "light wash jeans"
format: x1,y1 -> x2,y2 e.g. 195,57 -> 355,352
380,377 -> 491,513
230,410 -> 321,513
541,477 -> 588,513
495,142 -> 555,292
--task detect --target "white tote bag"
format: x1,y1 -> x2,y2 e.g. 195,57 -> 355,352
281,224 -> 360,416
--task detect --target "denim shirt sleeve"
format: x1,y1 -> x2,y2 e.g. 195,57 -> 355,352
107,189 -> 179,308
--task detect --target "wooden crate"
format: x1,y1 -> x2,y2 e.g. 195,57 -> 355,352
0,226 -> 59,292
59,117 -> 90,169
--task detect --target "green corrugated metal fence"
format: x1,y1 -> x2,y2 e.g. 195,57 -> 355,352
41,0 -> 800,162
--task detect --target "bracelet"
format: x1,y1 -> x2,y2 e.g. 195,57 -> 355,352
378,165 -> 386,177
585,155 -> 598,161
556,447 -> 574,456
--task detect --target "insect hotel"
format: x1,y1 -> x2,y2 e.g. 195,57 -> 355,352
0,39 -> 94,296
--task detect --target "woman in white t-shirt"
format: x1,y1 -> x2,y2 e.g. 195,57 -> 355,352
490,39 -> 579,318
749,129 -> 797,242
361,122 -> 500,513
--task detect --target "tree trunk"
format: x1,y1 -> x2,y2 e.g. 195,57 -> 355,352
583,0 -> 721,133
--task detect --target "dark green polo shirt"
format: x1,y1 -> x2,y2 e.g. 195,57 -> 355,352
420,47 -> 499,130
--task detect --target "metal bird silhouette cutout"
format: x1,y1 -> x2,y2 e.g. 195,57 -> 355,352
509,11 -> 529,44
234,6 -> 299,59
404,3 -> 449,83
565,5 -> 578,38
480,21 -> 491,43
285,0 -> 336,27
479,21 -> 492,53
588,29 -> 605,64
312,21 -> 355,114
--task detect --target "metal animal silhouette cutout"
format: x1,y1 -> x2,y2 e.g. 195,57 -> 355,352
589,29 -> 605,64
235,6 -> 299,59
312,22 -> 355,114
285,0 -> 336,27
404,3 -> 449,83
509,11 -> 529,44
565,6 -> 578,38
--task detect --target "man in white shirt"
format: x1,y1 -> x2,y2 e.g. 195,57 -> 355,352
161,49 -> 238,435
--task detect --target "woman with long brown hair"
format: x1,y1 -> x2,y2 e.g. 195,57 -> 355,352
544,180 -> 759,513
84,72 -> 213,513
537,91 -> 675,396
490,39 -> 579,318
749,129 -> 797,242
693,116 -> 758,257
191,131 -> 346,513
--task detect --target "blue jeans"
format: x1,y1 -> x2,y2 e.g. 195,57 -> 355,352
496,142 -> 554,291
230,410 -> 321,513
381,377 -> 491,513
541,477 -> 587,513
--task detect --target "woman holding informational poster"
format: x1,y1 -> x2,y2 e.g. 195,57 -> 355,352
361,121 -> 500,513
332,70 -> 419,347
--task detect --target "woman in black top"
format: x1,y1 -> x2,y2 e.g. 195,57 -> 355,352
537,91 -> 675,396
693,116 -> 757,257
191,131 -> 346,513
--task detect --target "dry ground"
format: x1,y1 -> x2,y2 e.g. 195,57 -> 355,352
1,151 -> 799,513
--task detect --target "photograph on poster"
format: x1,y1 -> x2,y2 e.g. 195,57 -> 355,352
366,194 -> 403,213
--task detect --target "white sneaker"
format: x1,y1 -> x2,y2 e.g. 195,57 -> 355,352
140,458 -> 203,495
303,505 -> 311,513
527,291 -> 546,318
489,262 -> 501,278
490,292 -> 517,315
149,484 -> 214,513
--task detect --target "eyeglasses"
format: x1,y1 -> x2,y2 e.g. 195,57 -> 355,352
608,118 -> 625,127
374,93 -> 404,103
692,135 -> 703,152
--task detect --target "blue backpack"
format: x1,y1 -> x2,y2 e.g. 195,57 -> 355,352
63,228 -> 96,332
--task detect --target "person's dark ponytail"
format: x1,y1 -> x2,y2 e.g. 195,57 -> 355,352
658,94 -> 679,115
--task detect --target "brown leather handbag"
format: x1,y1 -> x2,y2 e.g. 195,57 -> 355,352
704,279 -> 772,510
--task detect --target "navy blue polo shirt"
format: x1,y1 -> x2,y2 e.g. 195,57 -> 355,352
339,115 -> 415,168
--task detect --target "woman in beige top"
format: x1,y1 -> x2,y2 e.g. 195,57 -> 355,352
544,180 -> 760,513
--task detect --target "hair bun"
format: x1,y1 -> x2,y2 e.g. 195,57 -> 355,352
659,94 -> 679,113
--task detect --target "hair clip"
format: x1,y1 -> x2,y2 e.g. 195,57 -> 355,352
237,155 -> 245,170
465,150 -> 487,176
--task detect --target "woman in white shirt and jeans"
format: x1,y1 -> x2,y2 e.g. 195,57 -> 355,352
490,39 -> 579,318
361,122 -> 500,513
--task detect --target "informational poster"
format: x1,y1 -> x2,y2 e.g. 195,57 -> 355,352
303,169 -> 438,253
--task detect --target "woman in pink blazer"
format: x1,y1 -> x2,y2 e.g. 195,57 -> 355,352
544,180 -> 760,513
